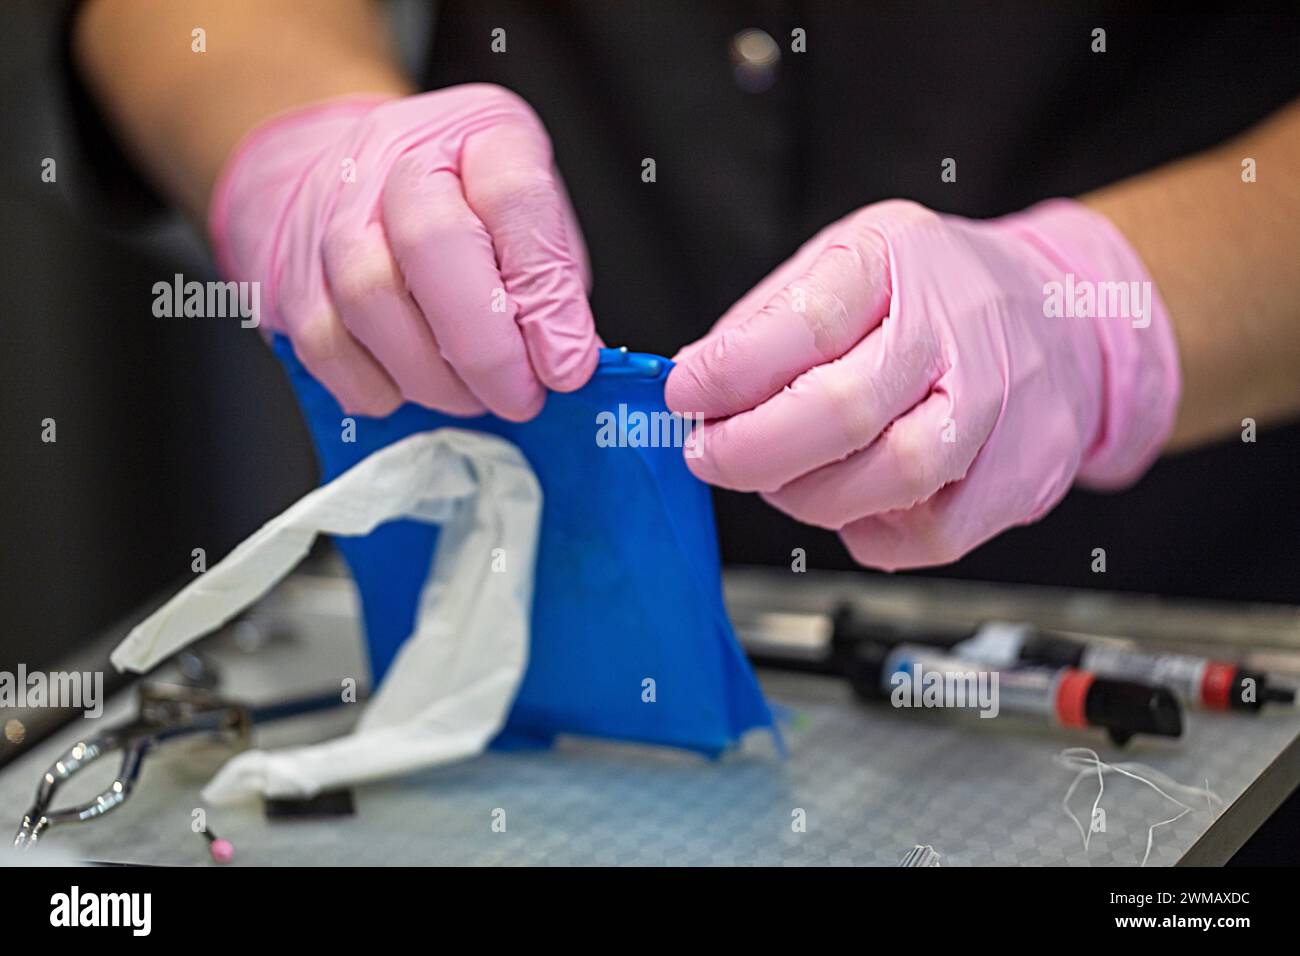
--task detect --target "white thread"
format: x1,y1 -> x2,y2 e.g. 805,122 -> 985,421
1056,747 -> 1223,866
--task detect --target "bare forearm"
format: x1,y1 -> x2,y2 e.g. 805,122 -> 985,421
72,0 -> 413,221
1083,99 -> 1300,450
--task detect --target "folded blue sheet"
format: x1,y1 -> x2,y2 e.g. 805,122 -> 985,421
275,339 -> 775,757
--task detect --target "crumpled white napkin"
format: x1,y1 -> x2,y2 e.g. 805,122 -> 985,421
110,428 -> 542,803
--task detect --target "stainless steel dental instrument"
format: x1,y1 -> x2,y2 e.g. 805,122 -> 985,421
13,681 -> 251,848
13,671 -> 349,849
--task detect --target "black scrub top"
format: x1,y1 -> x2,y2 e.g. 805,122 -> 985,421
62,2 -> 1300,603
424,2 -> 1300,604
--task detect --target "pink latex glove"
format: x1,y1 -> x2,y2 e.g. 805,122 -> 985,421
210,84 -> 598,420
666,199 -> 1181,570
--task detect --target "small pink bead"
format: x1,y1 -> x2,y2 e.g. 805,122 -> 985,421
209,838 -> 235,864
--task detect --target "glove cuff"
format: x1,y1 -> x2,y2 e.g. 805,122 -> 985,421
998,198 -> 1182,490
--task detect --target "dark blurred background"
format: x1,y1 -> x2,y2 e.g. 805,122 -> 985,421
1,0 -> 318,676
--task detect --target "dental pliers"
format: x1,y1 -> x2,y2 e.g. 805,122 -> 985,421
13,681 -> 252,848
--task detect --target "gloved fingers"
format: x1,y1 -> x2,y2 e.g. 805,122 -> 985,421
666,230 -> 890,419
672,224 -> 837,367
322,219 -> 486,416
837,507 -> 975,571
684,325 -> 937,492
382,153 -> 546,422
837,433 -> 1029,571
279,269 -> 403,418
762,386 -> 989,528
461,120 -> 600,393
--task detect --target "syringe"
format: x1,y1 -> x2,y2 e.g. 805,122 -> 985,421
954,622 -> 1296,712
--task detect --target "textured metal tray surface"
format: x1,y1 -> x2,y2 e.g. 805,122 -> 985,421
3,568 -> 1297,866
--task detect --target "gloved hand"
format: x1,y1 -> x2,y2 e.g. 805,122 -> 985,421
666,199 -> 1181,570
210,84 -> 598,420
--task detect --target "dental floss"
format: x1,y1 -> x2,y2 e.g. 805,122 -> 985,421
1056,747 -> 1222,866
